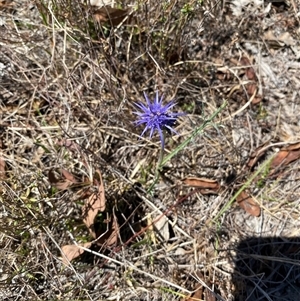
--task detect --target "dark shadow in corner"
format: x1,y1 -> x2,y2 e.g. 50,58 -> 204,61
233,237 -> 300,301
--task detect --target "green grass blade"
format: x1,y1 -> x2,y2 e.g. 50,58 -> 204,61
160,100 -> 227,167
212,153 -> 275,223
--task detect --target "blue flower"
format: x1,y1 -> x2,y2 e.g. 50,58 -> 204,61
134,91 -> 183,149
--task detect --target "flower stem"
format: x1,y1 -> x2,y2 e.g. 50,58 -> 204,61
158,130 -> 166,167
147,130 -> 166,194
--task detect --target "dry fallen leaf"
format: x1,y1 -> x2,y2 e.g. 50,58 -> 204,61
95,215 -> 119,247
61,169 -> 77,183
0,138 -> 6,180
264,30 -> 285,48
264,31 -> 295,48
240,56 -> 262,104
93,6 -> 129,26
240,56 -> 257,81
278,32 -> 295,46
0,156 -> 5,180
236,191 -> 260,217
0,0 -> 15,10
48,168 -> 77,190
248,84 -> 262,104
181,271 -> 205,301
216,66 -> 231,81
270,143 -> 300,173
56,138 -> 80,152
182,289 -> 202,301
183,177 -> 220,191
60,169 -> 116,264
61,242 -> 92,265
82,170 -> 106,238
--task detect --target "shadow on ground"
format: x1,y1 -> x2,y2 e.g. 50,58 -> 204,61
233,237 -> 300,301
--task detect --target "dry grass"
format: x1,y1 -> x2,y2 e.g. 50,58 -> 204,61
1,0 -> 300,300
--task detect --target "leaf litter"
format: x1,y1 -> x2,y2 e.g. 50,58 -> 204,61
82,170 -> 106,236
2,0 -> 300,299
61,169 -> 119,263
61,242 -> 92,265
48,168 -> 78,190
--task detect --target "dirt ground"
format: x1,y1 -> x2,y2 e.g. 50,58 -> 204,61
1,0 -> 300,300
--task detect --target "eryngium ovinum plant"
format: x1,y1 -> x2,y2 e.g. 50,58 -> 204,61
133,91 -> 185,191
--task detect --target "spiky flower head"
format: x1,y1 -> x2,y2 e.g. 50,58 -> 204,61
134,91 -> 183,149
